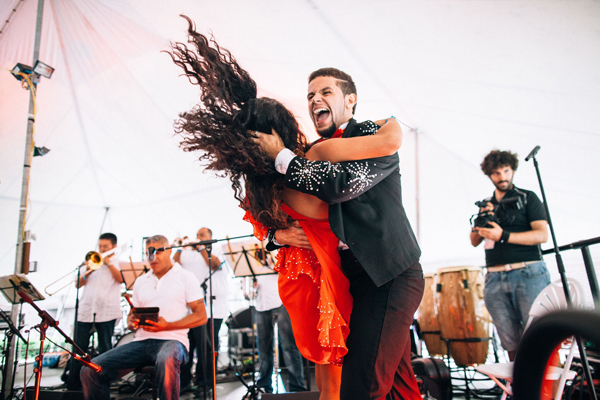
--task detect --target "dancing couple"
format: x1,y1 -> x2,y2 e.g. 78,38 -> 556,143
169,15 -> 424,400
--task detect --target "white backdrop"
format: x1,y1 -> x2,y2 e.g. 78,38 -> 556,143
1,0 -> 599,316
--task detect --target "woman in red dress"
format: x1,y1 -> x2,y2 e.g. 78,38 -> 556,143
169,16 -> 402,399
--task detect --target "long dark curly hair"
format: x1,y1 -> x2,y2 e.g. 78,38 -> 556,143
167,15 -> 308,229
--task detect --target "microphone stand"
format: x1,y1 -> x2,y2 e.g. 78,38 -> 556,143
67,262 -> 84,389
13,286 -> 102,400
161,234 -> 252,400
0,308 -> 26,400
526,146 -> 597,400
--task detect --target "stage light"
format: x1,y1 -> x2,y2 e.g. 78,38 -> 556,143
11,61 -> 55,82
10,63 -> 33,81
33,146 -> 50,157
33,60 -> 54,79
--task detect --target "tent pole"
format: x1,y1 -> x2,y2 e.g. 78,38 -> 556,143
99,207 -> 110,236
3,1 -> 45,398
414,128 -> 420,243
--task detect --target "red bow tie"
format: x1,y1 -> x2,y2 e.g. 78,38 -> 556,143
317,128 -> 344,143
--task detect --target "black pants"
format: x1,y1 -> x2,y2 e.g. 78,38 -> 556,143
66,319 -> 116,390
185,318 -> 222,387
339,251 -> 424,400
181,324 -> 207,387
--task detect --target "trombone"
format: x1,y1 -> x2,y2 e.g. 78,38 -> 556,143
44,243 -> 129,296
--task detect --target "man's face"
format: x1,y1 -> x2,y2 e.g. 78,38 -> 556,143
98,239 -> 116,254
307,76 -> 356,138
146,242 -> 171,273
489,165 -> 515,192
197,228 -> 211,241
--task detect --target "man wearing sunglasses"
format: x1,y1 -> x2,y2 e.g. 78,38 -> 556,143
81,235 -> 207,400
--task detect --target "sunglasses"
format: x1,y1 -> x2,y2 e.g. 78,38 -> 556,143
146,247 -> 165,262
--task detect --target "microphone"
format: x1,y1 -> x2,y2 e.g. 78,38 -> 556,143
73,353 -> 103,373
525,145 -> 541,162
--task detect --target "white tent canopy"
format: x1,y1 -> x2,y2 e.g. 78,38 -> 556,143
1,0 -> 599,310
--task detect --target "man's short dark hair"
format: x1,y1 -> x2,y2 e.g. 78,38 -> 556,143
98,232 -> 117,246
480,150 -> 519,176
308,67 -> 357,114
99,232 -> 117,246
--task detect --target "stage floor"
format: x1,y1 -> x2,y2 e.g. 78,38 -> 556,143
10,362 -> 318,399
9,359 -> 502,399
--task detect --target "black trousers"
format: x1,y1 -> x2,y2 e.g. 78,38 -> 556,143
339,251 -> 424,400
181,324 -> 207,387
66,319 -> 116,390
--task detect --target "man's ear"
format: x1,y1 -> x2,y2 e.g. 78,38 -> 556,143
345,93 -> 357,111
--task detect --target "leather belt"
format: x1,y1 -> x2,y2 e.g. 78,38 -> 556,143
486,261 -> 540,273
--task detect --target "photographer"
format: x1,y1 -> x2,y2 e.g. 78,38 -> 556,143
470,150 -> 550,361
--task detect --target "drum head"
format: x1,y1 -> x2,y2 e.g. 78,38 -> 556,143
225,307 -> 255,329
437,266 -> 481,274
116,332 -> 135,347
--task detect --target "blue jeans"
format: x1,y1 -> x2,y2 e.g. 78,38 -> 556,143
81,339 -> 188,400
256,306 -> 307,393
484,261 -> 551,352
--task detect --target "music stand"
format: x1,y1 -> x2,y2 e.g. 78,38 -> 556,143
0,274 -> 44,304
224,239 -> 277,279
119,259 -> 151,290
225,239 -> 276,399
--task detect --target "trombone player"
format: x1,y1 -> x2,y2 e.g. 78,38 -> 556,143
64,232 -> 124,390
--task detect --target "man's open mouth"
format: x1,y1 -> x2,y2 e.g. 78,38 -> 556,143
313,107 -> 330,124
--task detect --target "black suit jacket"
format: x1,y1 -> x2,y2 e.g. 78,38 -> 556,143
284,119 -> 421,286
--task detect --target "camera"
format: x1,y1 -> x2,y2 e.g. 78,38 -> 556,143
471,200 -> 500,228
470,195 -> 526,229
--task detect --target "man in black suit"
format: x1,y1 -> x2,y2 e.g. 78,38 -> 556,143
256,68 -> 424,399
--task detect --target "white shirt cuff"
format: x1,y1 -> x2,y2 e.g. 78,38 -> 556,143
274,149 -> 295,175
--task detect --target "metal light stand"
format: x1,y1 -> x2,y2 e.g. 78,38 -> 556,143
527,146 -> 597,400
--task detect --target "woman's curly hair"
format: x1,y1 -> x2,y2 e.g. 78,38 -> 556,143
167,15 -> 308,229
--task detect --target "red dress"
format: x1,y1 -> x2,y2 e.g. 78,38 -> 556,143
244,204 -> 353,365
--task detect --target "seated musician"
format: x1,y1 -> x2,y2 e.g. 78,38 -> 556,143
80,235 -> 207,400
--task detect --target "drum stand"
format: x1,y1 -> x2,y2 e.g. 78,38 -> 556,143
441,335 -> 500,400
441,337 -> 498,400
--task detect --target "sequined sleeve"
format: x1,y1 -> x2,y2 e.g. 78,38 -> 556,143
284,153 -> 399,204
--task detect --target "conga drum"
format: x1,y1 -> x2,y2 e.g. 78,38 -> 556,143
418,273 -> 446,356
436,266 -> 490,365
